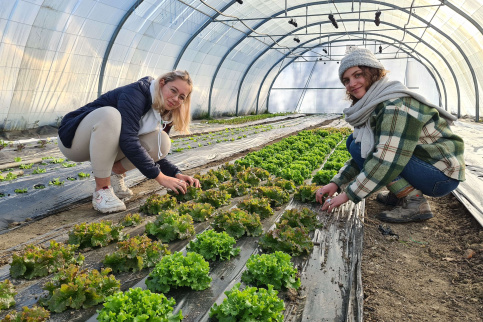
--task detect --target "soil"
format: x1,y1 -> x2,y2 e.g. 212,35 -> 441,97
1,121 -> 482,321
362,192 -> 483,322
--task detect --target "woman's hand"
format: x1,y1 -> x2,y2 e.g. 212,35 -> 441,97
316,182 -> 350,213
315,182 -> 339,204
156,173 -> 187,194
175,173 -> 201,188
321,192 -> 349,213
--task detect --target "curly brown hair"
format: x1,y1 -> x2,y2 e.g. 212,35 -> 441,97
345,66 -> 388,105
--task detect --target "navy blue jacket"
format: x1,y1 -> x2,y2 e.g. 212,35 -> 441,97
58,77 -> 180,179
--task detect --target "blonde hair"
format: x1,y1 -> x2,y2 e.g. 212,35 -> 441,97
152,70 -> 192,134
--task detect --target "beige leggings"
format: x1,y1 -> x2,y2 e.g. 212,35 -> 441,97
58,106 -> 171,178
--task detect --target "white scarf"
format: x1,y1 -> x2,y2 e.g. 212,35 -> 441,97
344,77 -> 457,158
137,80 -> 172,159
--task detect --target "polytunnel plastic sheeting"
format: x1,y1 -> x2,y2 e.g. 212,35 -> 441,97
0,0 -> 482,130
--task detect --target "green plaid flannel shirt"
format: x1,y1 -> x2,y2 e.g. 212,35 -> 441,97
331,97 -> 466,203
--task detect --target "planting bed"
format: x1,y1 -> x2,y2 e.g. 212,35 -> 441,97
0,114 -> 341,230
0,116 -> 366,321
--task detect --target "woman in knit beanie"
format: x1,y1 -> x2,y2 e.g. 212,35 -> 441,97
315,47 -> 465,223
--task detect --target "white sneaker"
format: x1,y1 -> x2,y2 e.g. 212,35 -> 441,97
110,173 -> 133,198
92,186 -> 126,213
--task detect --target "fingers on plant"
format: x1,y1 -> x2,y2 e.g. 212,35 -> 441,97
168,185 -> 201,202
294,184 -> 319,203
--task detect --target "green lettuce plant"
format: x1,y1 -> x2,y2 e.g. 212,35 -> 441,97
177,202 -> 214,222
145,210 -> 194,242
312,169 -> 338,185
197,189 -> 231,208
68,221 -> 125,249
253,186 -> 290,207
294,184 -> 319,203
218,181 -> 251,197
97,288 -> 182,321
103,235 -> 170,273
120,213 -> 142,227
0,280 -> 16,310
259,221 -> 313,256
168,185 -> 201,202
187,229 -> 240,261
39,265 -> 120,313
146,252 -> 211,293
2,305 -> 50,321
10,240 -> 84,279
237,197 -> 274,219
242,251 -> 301,290
212,209 -> 262,239
209,283 -> 284,321
279,208 -> 322,230
140,194 -> 177,215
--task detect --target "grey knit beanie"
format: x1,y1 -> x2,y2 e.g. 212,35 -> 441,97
338,47 -> 385,82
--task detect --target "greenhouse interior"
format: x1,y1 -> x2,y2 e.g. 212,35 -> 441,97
0,1 -> 482,321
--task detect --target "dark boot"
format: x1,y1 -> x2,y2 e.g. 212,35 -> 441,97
377,194 -> 434,223
376,191 -> 402,206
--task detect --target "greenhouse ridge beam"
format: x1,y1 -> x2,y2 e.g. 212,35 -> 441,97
178,0 -> 477,118
98,0 -> 144,97
234,5 -> 472,118
240,19 -> 457,116
258,36 -> 447,115
221,3 -> 447,116
215,4 -> 442,23
255,33 -> 451,113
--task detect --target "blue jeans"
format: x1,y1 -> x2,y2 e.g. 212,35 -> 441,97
346,134 -> 459,197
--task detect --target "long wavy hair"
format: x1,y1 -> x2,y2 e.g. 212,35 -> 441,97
346,66 -> 388,105
152,70 -> 193,134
